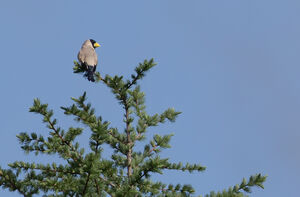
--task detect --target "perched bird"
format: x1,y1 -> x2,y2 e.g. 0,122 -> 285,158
77,39 -> 101,82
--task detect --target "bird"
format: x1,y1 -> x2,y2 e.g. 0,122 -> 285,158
77,39 -> 101,82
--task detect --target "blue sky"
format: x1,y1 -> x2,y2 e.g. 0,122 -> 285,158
1,0 -> 300,196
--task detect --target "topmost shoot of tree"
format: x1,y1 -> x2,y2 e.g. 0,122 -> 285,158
0,59 -> 266,196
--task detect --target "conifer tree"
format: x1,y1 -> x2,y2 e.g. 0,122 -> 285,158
0,59 -> 266,196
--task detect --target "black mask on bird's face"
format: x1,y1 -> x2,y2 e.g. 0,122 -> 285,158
89,39 -> 101,48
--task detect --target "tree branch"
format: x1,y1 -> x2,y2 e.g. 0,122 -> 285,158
125,105 -> 133,178
82,171 -> 91,195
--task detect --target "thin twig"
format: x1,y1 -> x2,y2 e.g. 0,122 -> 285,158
48,120 -> 83,164
82,171 -> 91,195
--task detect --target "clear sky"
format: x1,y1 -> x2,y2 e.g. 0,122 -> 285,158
0,0 -> 299,196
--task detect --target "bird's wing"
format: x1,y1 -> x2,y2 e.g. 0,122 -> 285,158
77,50 -> 85,64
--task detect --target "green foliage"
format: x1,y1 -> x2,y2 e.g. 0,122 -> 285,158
203,174 -> 267,197
0,59 -> 266,196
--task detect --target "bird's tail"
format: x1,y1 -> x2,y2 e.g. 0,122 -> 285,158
85,66 -> 95,82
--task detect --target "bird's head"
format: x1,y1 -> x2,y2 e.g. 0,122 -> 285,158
89,39 -> 101,48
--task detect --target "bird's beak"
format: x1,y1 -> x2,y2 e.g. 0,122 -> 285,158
94,42 -> 101,48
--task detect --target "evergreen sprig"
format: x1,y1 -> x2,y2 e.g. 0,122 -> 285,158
73,61 -> 86,74
0,59 -> 266,196
203,174 -> 267,197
